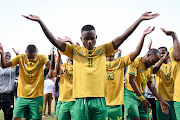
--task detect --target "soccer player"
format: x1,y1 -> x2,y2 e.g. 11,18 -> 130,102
153,46 -> 176,120
106,26 -> 155,120
22,12 -> 159,119
124,48 -> 170,119
161,28 -> 180,120
52,39 -> 75,120
0,44 -> 50,120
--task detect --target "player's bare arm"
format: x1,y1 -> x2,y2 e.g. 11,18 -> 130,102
22,14 -> 66,52
0,43 -> 12,68
148,39 -> 152,50
130,26 -> 155,61
112,12 -> 159,50
129,74 -> 151,114
161,28 -> 180,61
49,51 -> 55,78
153,52 -> 169,74
147,81 -> 170,115
12,48 -> 19,56
56,50 -> 63,75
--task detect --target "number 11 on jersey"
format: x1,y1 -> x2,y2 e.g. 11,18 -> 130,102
88,58 -> 93,67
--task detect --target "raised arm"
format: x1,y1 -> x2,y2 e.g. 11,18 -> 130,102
129,74 -> 151,114
161,28 -> 180,60
148,39 -> 152,50
153,52 -> 169,74
112,12 -> 159,50
130,26 -> 155,61
147,81 -> 170,115
22,14 -> 66,52
12,48 -> 19,56
0,43 -> 12,68
56,50 -> 63,75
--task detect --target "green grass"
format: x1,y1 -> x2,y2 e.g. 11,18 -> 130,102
0,99 -> 57,120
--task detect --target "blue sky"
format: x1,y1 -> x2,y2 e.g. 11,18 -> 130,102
0,0 -> 180,61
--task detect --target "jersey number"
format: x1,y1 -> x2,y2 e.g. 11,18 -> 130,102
88,58 -> 93,67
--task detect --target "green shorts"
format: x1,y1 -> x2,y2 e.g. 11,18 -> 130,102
58,101 -> 75,120
124,88 -> 149,119
156,100 -> 177,120
72,97 -> 108,120
13,96 -> 43,119
55,101 -> 62,117
174,101 -> 180,120
107,105 -> 122,120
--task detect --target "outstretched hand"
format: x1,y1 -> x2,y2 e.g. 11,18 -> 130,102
22,14 -> 41,22
0,43 -> 4,54
160,100 -> 171,115
140,12 -> 159,20
160,28 -> 174,36
143,26 -> 155,36
57,36 -> 74,45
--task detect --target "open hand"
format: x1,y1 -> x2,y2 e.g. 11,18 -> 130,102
160,28 -> 174,36
160,100 -> 170,115
144,26 -> 155,36
140,12 -> 159,20
22,14 -> 41,21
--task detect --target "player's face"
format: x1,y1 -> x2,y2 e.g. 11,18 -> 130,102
146,54 -> 160,68
159,48 -> 170,62
81,30 -> 97,50
4,52 -> 11,62
26,52 -> 37,62
159,48 -> 167,58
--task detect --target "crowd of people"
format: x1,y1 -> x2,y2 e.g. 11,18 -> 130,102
0,11 -> 180,120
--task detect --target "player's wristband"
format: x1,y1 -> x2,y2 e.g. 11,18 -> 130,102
139,95 -> 146,101
57,75 -> 60,77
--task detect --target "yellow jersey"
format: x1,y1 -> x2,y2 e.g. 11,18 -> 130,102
125,57 -> 153,94
155,62 -> 174,101
106,54 -> 132,105
10,54 -> 49,98
58,62 -> 76,102
62,42 -> 115,98
169,47 -> 180,102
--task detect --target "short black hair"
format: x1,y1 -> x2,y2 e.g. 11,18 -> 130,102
158,47 -> 168,52
4,52 -> 10,55
26,44 -> 36,54
147,48 -> 160,56
81,25 -> 95,33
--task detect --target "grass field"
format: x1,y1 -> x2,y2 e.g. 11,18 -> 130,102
0,99 -> 57,120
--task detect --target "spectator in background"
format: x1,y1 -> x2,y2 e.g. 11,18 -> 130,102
0,52 -> 19,120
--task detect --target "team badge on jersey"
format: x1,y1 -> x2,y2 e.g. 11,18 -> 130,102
79,51 -> 84,55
